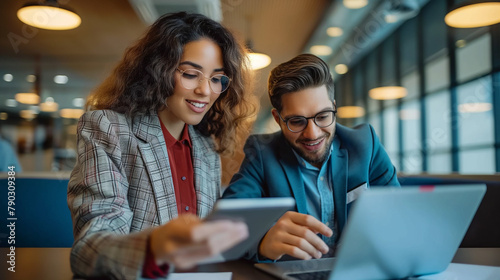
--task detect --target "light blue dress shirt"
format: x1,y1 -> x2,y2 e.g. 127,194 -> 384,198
292,144 -> 337,250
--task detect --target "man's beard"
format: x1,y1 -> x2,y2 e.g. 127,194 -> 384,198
288,133 -> 334,166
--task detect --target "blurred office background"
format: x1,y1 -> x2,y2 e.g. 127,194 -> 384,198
0,0 -> 499,179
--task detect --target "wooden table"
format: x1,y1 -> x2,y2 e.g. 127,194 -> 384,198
1,247 -> 499,280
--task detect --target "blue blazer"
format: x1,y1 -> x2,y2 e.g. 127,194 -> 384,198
223,123 -> 400,259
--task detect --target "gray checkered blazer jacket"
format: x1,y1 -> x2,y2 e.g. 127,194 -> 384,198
67,109 -> 221,280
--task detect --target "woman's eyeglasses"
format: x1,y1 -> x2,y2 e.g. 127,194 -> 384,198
176,68 -> 231,94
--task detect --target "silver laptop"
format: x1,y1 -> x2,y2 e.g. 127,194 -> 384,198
255,185 -> 486,280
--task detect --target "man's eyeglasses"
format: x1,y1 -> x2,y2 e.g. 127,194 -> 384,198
176,68 -> 231,94
278,109 -> 337,133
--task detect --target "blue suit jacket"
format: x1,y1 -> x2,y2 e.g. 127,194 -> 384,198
223,123 -> 400,260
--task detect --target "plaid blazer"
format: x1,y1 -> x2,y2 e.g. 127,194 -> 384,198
67,110 -> 221,280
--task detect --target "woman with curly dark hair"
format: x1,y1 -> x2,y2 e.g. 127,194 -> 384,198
68,12 -> 255,279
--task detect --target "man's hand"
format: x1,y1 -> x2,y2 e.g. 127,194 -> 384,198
258,211 -> 332,260
150,214 -> 248,269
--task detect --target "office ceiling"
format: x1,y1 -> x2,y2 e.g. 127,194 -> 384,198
305,0 -> 429,73
0,0 -> 149,120
0,0 -> 330,125
0,0 -> 427,130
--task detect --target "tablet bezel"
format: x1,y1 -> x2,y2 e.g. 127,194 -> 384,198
203,197 -> 295,262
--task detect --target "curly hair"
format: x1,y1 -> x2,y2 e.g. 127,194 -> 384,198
268,54 -> 334,112
87,12 -> 256,154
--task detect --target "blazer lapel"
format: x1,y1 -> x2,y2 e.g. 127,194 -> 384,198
330,135 -> 348,234
133,113 -> 178,225
189,126 -> 218,219
277,135 -> 307,214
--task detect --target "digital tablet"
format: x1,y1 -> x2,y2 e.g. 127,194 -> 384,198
201,197 -> 295,263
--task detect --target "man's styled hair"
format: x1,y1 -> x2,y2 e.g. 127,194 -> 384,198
268,54 -> 335,112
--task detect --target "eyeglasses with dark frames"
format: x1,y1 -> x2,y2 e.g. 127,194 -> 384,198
176,68 -> 231,94
278,109 -> 337,133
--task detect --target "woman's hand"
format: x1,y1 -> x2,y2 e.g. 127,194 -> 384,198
150,214 -> 248,269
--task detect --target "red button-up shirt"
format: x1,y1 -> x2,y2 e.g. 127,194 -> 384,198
142,119 -> 197,278
160,121 -> 197,215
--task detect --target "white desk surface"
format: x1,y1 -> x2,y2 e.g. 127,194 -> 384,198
418,263 -> 500,280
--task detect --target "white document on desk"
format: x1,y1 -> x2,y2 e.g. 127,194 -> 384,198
169,272 -> 232,280
417,263 -> 500,280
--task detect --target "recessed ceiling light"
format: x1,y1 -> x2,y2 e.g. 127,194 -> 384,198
15,93 -> 40,104
369,86 -> 407,100
17,1 -> 81,30
60,108 -> 85,119
247,52 -> 272,70
327,27 -> 343,37
26,75 -> 36,83
0,112 -> 8,121
335,64 -> 349,75
20,109 -> 37,120
3,74 -> 13,82
310,45 -> 332,56
445,2 -> 500,28
384,14 -> 398,23
337,106 -> 365,118
458,102 -> 492,113
40,99 -> 59,112
343,0 -> 368,9
72,98 -> 85,108
6,99 -> 17,107
54,75 -> 68,84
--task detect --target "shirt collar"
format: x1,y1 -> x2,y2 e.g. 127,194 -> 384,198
292,142 -> 334,171
158,117 -> 192,148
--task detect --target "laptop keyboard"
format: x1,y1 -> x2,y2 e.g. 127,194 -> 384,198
286,270 -> 331,280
